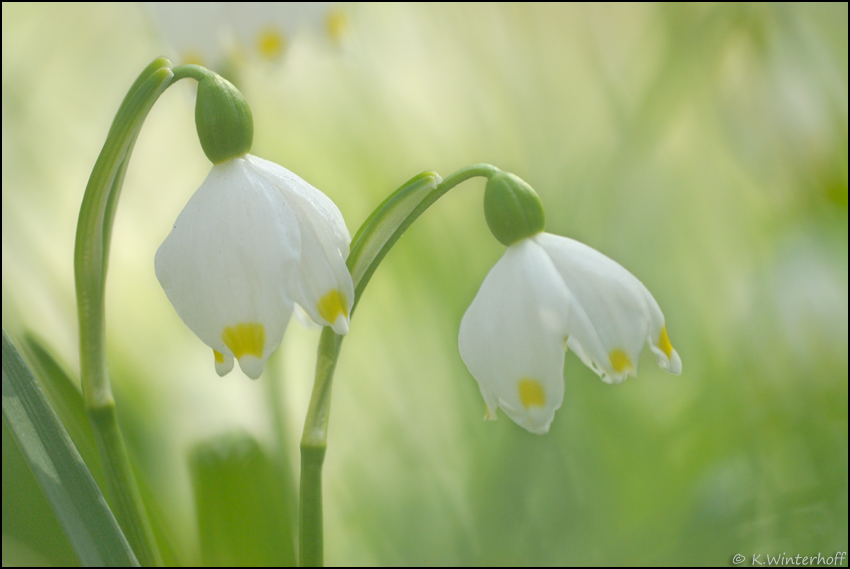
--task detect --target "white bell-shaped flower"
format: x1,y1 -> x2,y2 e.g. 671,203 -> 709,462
459,233 -> 681,434
155,154 -> 353,379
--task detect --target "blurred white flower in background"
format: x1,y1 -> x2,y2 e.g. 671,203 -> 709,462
147,2 -> 347,70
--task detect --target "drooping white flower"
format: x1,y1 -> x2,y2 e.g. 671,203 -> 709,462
155,154 -> 353,379
458,233 -> 682,434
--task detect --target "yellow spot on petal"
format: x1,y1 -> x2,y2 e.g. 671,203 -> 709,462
518,378 -> 546,410
257,28 -> 285,59
214,350 -> 225,364
658,325 -> 674,358
222,323 -> 265,359
317,289 -> 348,325
326,8 -> 347,43
609,349 -> 634,373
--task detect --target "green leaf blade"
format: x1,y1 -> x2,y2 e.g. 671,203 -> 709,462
1,328 -> 139,567
191,431 -> 297,567
347,171 -> 442,312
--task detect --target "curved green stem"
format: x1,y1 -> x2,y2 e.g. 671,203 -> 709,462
298,163 -> 502,567
75,58 -> 175,567
75,58 -> 215,566
171,64 -> 220,83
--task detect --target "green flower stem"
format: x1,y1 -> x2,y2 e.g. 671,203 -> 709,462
299,163 -> 502,567
75,58 -> 223,566
75,57 -> 176,567
171,64 -> 218,83
299,328 -> 342,568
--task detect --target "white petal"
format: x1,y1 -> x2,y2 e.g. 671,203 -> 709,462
293,303 -> 322,329
643,291 -> 683,375
213,351 -> 234,377
292,226 -> 354,335
249,155 -> 354,335
248,155 -> 350,257
535,233 -> 680,382
459,240 -> 571,434
155,157 -> 298,378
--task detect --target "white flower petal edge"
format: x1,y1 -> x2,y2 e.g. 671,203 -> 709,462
459,233 -> 681,434
155,155 -> 354,379
248,155 -> 354,335
535,233 -> 682,383
459,240 -> 570,434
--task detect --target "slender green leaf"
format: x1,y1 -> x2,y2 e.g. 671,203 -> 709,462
3,419 -> 80,566
1,328 -> 139,567
346,172 -> 441,309
21,333 -> 106,490
21,333 -> 185,566
346,164 -> 499,314
191,431 -> 297,567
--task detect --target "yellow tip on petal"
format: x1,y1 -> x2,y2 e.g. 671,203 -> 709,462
222,322 -> 265,359
317,289 -> 348,326
213,350 -> 234,377
257,28 -> 285,59
518,377 -> 546,410
609,349 -> 634,373
658,325 -> 674,359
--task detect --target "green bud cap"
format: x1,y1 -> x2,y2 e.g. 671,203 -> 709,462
484,172 -> 545,246
195,74 -> 253,164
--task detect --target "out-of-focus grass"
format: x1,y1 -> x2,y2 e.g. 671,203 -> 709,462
2,3 -> 846,566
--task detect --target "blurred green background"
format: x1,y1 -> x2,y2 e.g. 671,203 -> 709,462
2,3 -> 847,566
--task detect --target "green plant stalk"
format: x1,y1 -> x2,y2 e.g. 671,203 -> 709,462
75,58 -> 176,567
299,328 -> 341,567
76,57 -> 230,566
298,163 -> 501,567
